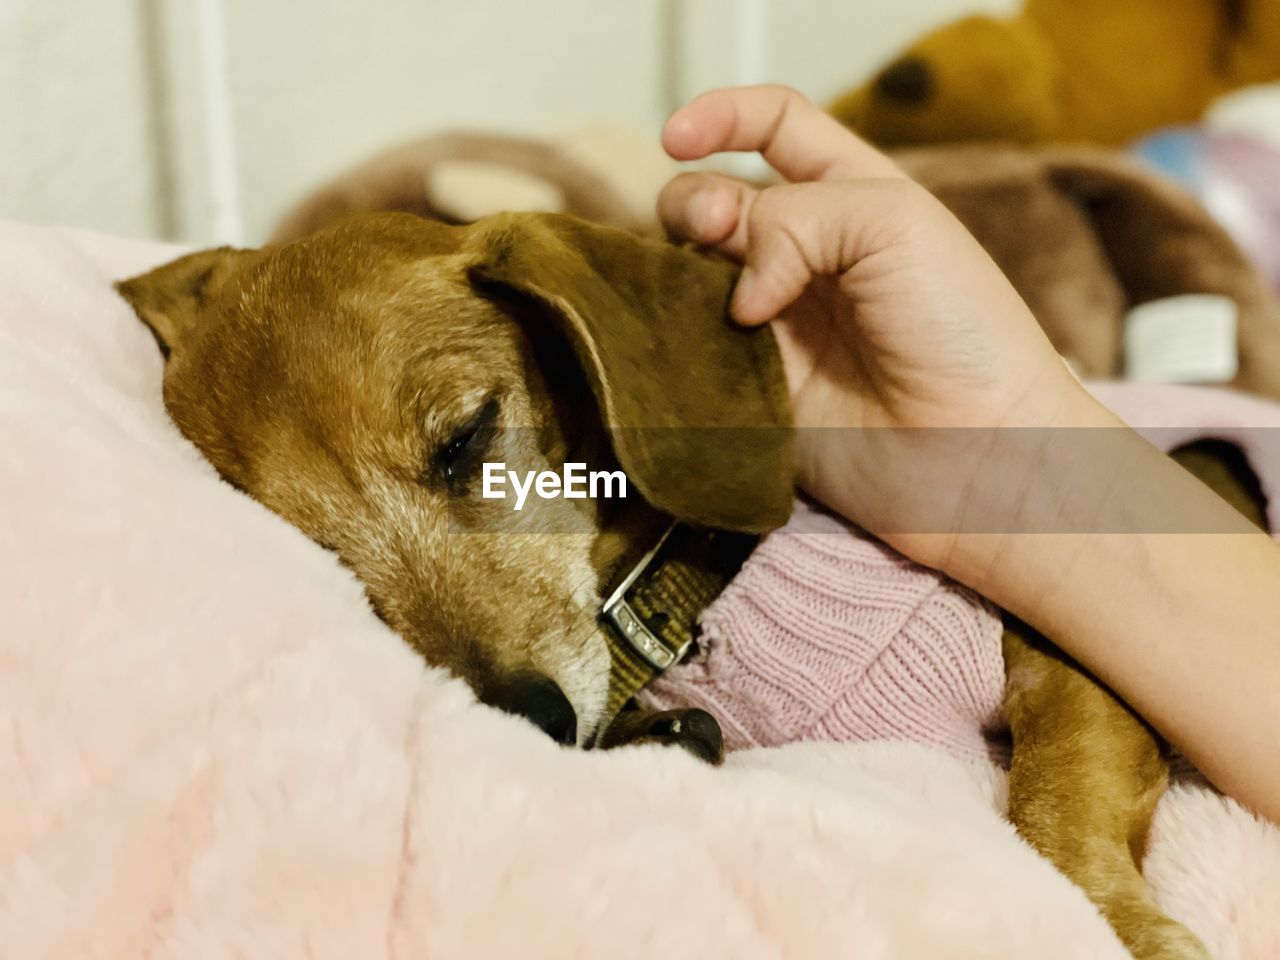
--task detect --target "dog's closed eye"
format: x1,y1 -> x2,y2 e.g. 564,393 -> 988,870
431,396 -> 500,491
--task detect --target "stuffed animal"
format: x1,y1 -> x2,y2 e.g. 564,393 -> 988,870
272,130 -> 1280,400
900,144 -> 1280,397
829,0 -> 1280,148
272,128 -> 676,243
1133,127 -> 1280,294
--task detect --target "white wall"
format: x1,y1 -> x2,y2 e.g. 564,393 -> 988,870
219,0 -> 673,241
0,0 -> 1014,244
0,0 -> 169,238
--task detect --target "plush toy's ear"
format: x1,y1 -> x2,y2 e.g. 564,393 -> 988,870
1045,151 -> 1251,303
115,247 -> 246,359
464,212 -> 794,533
1044,149 -> 1280,397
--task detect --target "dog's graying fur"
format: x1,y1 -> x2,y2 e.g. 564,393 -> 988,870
119,211 -> 1265,960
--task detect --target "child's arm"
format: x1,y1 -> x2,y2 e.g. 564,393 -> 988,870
659,85 -> 1280,822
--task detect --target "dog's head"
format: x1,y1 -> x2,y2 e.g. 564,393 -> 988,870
118,211 -> 791,745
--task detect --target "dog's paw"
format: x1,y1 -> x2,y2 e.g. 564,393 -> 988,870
597,707 -> 725,765
634,709 -> 725,765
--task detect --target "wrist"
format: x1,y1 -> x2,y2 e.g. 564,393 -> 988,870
936,393 -> 1263,620
799,379 -> 1117,574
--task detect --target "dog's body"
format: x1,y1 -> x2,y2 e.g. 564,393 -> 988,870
119,212 -> 1264,960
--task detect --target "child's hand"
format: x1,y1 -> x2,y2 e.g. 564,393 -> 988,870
661,88 -> 1280,824
659,86 -> 1092,561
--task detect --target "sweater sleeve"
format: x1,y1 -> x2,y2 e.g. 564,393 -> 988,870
640,501 -> 1007,763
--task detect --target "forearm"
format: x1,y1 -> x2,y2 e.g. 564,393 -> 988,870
943,395 -> 1280,821
658,84 -> 1280,816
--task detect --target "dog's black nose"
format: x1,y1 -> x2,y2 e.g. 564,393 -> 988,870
491,674 -> 577,745
874,56 -> 934,105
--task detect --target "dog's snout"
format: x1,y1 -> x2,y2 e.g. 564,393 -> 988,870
489,673 -> 577,745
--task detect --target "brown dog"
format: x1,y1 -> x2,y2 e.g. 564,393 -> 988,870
120,212 -> 1262,960
118,212 -> 790,755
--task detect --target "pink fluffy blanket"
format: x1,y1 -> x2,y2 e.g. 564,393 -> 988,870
2,221 -> 1277,959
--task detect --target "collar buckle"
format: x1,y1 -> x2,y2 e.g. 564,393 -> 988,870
600,524 -> 691,672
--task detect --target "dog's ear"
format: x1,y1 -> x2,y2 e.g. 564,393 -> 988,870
466,213 -> 794,533
116,247 -> 246,359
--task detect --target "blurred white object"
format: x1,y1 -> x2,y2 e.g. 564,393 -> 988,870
1124,294 -> 1239,385
1208,83 -> 1280,152
427,161 -> 566,223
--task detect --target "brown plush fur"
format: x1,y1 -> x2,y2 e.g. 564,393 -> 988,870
899,145 -> 1280,400
118,212 -> 1267,960
272,132 -> 648,244
828,0 -> 1280,148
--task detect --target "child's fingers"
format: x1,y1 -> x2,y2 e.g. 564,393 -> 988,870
662,85 -> 904,184
730,178 -> 932,326
657,171 -> 758,255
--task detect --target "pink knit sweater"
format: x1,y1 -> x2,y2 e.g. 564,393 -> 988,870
640,384 -> 1280,762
